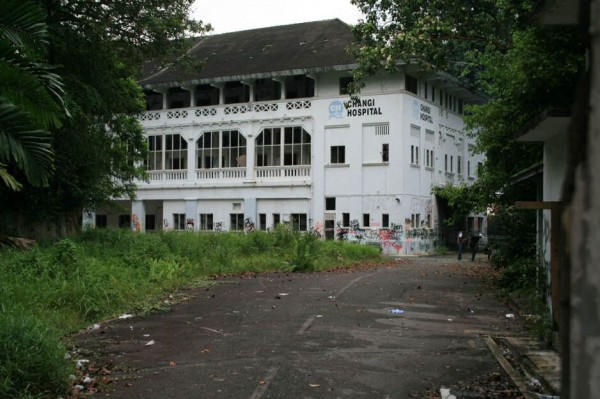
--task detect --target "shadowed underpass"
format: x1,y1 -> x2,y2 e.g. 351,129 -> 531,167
74,255 -> 525,398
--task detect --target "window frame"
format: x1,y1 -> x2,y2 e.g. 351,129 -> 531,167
230,213 -> 244,231
173,213 -> 186,231
382,143 -> 389,162
199,213 -> 214,231
330,145 -> 346,164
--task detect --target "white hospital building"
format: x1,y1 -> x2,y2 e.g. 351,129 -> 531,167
86,19 -> 485,254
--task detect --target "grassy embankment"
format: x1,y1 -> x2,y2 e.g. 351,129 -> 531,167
0,227 -> 383,398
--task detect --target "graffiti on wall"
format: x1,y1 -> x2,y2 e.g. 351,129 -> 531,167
244,218 -> 255,233
131,214 -> 141,232
334,220 -> 438,256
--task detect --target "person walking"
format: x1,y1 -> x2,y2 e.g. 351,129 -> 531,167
470,233 -> 482,261
457,231 -> 464,260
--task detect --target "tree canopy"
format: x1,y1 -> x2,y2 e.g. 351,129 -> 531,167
351,0 -> 585,210
0,0 -> 210,236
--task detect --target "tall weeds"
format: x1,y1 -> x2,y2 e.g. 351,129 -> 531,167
0,228 -> 383,398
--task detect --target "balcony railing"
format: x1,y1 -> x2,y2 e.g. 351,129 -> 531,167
196,168 -> 246,180
147,170 -> 187,181
143,165 -> 310,184
256,166 -> 310,179
137,100 -> 312,124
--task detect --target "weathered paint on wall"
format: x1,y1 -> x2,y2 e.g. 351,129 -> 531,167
335,223 -> 438,255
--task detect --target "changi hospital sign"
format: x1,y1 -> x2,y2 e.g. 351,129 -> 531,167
412,99 -> 433,124
329,98 -> 383,119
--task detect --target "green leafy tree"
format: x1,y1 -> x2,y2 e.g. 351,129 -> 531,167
0,0 -> 210,237
351,0 -> 584,210
0,0 -> 66,191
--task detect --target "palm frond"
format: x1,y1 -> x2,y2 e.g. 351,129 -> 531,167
0,101 -> 54,187
0,0 -> 48,52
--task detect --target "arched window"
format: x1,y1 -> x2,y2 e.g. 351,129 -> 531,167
196,130 -> 246,169
255,127 -> 311,166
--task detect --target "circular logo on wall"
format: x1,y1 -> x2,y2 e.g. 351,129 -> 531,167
329,100 -> 344,119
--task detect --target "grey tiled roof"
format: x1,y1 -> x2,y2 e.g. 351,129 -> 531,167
141,19 -> 356,87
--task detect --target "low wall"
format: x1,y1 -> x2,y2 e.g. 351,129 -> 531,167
336,226 -> 438,256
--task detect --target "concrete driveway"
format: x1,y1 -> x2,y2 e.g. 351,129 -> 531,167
74,255 -> 524,398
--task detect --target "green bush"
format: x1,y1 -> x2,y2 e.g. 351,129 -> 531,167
290,232 -> 320,272
0,312 -> 72,399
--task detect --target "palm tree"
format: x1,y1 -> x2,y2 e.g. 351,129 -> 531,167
0,0 -> 66,191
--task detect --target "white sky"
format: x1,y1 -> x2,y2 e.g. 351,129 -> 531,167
191,0 -> 365,34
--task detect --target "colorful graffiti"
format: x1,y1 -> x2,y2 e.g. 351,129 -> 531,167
131,214 -> 141,232
244,218 -> 255,233
334,222 -> 438,255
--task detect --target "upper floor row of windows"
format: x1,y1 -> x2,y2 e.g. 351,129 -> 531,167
145,75 -> 359,111
144,73 -> 469,116
405,75 -> 465,114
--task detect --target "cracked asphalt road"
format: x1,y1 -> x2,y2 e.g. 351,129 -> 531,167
74,255 -> 524,398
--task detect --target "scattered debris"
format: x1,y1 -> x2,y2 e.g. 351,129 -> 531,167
388,309 -> 405,314
118,314 -> 133,319
144,340 -> 155,346
201,327 -> 223,334
75,359 -> 90,369
309,383 -> 320,388
506,313 -> 515,319
527,378 -> 542,391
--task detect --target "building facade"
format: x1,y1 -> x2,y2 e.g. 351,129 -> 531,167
85,19 -> 485,255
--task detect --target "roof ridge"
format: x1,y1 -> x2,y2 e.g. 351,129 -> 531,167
198,18 -> 347,37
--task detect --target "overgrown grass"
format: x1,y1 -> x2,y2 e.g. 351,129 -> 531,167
0,227 -> 384,398
493,254 -> 554,345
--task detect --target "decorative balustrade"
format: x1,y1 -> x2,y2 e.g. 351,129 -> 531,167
256,166 -> 311,179
147,170 -> 187,181
138,100 -> 311,122
196,168 -> 246,180
143,165 -> 310,185
167,110 -> 188,119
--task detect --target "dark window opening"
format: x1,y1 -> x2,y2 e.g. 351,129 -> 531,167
196,84 -> 220,106
285,75 -> 314,99
173,214 -> 186,230
146,214 -> 156,230
325,197 -> 336,211
330,145 -> 345,164
254,79 -> 281,102
343,213 -> 350,227
224,81 -> 250,104
339,76 -> 354,95
405,75 -> 418,94
230,213 -> 244,231
119,214 -> 131,229
167,87 -> 190,109
382,214 -> 389,228
200,214 -> 213,231
273,213 -> 280,228
363,213 -> 370,228
259,213 -> 267,230
291,213 -> 307,231
95,214 -> 107,228
382,143 -> 389,162
145,91 -> 163,111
